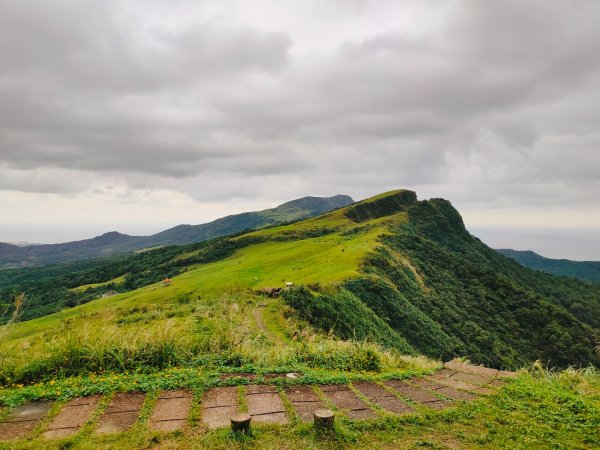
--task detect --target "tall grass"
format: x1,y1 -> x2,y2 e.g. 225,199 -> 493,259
0,291 -> 438,385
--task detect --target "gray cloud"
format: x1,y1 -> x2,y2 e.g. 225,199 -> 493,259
1,0 -> 599,214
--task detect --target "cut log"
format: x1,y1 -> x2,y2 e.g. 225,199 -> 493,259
230,413 -> 251,433
314,409 -> 334,432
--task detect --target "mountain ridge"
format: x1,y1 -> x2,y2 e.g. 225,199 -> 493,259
0,194 -> 354,268
498,248 -> 600,283
2,189 -> 598,369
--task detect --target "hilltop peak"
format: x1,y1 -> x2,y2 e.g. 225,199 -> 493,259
345,189 -> 417,222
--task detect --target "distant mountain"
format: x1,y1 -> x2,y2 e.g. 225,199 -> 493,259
497,249 -> 600,284
0,195 -> 354,268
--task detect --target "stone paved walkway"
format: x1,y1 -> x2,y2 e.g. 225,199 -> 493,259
0,361 -> 517,441
150,390 -> 192,431
96,392 -> 145,434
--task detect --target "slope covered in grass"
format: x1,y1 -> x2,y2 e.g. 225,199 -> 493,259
1,189 -> 599,386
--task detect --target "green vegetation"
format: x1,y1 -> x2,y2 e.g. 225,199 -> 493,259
0,189 -> 599,448
0,195 -> 354,268
498,248 -> 600,284
1,189 -> 599,379
0,366 -> 598,449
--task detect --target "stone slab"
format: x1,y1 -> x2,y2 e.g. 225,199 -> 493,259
322,388 -> 366,410
95,393 -> 145,434
384,381 -> 442,404
96,411 -> 139,434
450,371 -> 493,386
104,393 -> 145,414
409,378 -> 446,390
157,390 -> 191,400
152,419 -> 187,431
321,386 -> 376,419
2,402 -> 53,423
202,387 -> 238,409
43,396 -> 100,438
319,384 -> 350,393
246,384 -> 278,395
352,382 -> 391,399
430,368 -> 458,380
432,377 -> 480,392
434,386 -> 477,401
246,388 -> 288,424
285,386 -> 325,422
285,385 -> 320,403
44,396 -> 99,436
0,420 -> 40,441
425,400 -> 453,410
67,395 -> 102,407
471,386 -> 495,396
151,395 -> 192,422
444,361 -> 499,378
0,402 -> 53,440
373,397 -> 413,415
353,382 -> 412,415
201,405 -> 237,429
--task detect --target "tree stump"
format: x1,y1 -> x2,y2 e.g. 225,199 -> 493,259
314,409 -> 334,432
230,413 -> 251,433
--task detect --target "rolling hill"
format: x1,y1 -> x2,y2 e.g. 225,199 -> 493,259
498,248 -> 600,283
2,189 -> 599,373
0,195 -> 354,268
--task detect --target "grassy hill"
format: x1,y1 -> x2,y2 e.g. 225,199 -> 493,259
1,189 -> 599,449
498,248 -> 600,284
1,189 -> 599,382
0,195 -> 354,268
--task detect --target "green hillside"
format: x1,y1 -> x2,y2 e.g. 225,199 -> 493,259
498,248 -> 600,283
1,189 -> 599,449
2,189 -> 599,382
0,195 -> 354,268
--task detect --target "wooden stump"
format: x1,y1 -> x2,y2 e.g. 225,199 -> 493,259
230,413 -> 251,433
314,409 -> 334,432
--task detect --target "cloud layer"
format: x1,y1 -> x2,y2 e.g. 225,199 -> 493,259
1,0 -> 600,248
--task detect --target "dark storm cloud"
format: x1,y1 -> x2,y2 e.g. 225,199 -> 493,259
1,0 -> 599,208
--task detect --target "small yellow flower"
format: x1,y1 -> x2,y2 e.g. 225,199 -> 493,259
49,380 -> 56,386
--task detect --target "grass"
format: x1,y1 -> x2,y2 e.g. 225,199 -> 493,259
0,367 -> 597,449
68,275 -> 125,293
0,204 -> 406,372
0,190 -> 598,448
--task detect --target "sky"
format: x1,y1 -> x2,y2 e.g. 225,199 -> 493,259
1,0 -> 599,259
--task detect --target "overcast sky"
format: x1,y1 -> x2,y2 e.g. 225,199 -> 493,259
1,0 -> 599,259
